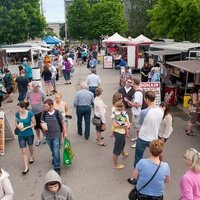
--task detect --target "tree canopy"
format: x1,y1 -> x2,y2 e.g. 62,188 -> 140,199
148,0 -> 200,42
127,0 -> 157,38
67,0 -> 91,40
0,0 -> 46,44
67,0 -> 127,40
89,0 -> 127,39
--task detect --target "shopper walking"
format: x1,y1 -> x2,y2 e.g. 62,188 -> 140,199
41,64 -> 52,96
86,68 -> 101,98
26,81 -> 46,146
94,87 -> 107,146
41,99 -> 67,175
3,68 -> 13,103
185,84 -> 200,136
15,69 -> 29,102
15,102 -> 36,175
73,82 -> 94,140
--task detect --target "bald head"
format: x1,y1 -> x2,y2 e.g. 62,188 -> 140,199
80,82 -> 88,89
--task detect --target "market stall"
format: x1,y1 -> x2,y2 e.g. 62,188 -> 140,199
166,60 -> 200,107
102,32 -> 130,69
127,34 -> 153,70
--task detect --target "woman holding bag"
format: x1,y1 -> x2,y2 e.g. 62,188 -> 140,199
15,101 -> 36,175
94,87 -> 107,146
131,139 -> 170,200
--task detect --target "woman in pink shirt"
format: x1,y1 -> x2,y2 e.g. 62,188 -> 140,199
179,148 -> 200,200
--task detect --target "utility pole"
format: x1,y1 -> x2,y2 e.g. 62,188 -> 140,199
64,0 -> 72,45
40,0 -> 44,16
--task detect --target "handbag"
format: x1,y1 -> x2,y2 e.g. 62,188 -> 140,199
91,116 -> 102,126
128,161 -> 161,200
14,127 -> 20,135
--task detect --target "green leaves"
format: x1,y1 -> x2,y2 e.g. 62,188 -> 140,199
148,0 -> 200,42
67,0 -> 127,40
0,0 -> 46,44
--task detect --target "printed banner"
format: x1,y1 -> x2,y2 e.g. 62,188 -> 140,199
103,56 -> 113,69
141,82 -> 161,106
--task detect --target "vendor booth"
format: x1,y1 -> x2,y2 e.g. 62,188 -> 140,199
102,33 -> 130,69
127,34 -> 153,70
165,60 -> 200,107
146,50 -> 182,65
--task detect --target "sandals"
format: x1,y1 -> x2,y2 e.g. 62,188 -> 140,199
29,158 -> 34,164
186,132 -> 195,136
96,136 -> 104,141
113,164 -> 125,169
97,142 -> 107,146
185,129 -> 195,136
121,152 -> 129,159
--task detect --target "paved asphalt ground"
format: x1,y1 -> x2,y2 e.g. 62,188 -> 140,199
0,63 -> 200,200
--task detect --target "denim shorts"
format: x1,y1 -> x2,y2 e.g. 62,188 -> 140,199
18,135 -> 34,148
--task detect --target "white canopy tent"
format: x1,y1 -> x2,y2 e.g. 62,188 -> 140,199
130,34 -> 153,44
102,32 -> 130,44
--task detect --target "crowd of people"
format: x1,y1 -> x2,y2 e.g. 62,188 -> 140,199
0,44 -> 200,200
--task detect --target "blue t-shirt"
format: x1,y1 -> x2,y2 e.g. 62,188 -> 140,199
15,111 -> 34,137
136,159 -> 170,196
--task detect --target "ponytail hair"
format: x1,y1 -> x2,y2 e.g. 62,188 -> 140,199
185,148 -> 200,172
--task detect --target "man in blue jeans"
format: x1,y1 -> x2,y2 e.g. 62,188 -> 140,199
127,91 -> 164,185
41,99 -> 67,175
73,82 -> 94,140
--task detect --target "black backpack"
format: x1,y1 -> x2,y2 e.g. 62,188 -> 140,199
43,109 -> 63,132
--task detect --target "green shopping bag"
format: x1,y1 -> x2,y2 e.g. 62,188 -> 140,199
63,138 -> 74,166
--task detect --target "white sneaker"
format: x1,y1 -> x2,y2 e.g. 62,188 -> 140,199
131,137 -> 137,142
131,143 -> 136,148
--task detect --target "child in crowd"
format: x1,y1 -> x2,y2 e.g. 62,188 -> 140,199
112,101 -> 130,169
41,169 -> 75,200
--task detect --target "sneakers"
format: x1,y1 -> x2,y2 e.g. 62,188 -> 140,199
131,143 -> 136,148
35,140 -> 41,146
131,137 -> 137,142
54,168 -> 61,175
43,137 -> 47,144
113,164 -> 125,169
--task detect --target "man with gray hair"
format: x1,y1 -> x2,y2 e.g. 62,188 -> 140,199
86,68 -> 101,98
73,82 -> 94,140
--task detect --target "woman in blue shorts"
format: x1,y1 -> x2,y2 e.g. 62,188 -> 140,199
15,102 -> 36,175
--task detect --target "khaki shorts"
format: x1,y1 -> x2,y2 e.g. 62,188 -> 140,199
132,115 -> 140,131
126,108 -> 132,123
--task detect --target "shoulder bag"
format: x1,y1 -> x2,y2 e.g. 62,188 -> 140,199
128,161 -> 161,200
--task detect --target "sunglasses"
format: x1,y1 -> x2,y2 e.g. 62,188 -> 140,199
127,81 -> 132,84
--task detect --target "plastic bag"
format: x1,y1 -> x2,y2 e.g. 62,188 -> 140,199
63,138 -> 74,166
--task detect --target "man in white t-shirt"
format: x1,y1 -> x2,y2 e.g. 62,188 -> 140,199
127,91 -> 163,185
86,68 -> 101,98
124,78 -> 143,148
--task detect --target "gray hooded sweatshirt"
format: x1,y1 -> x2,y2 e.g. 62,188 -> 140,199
41,170 -> 75,200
